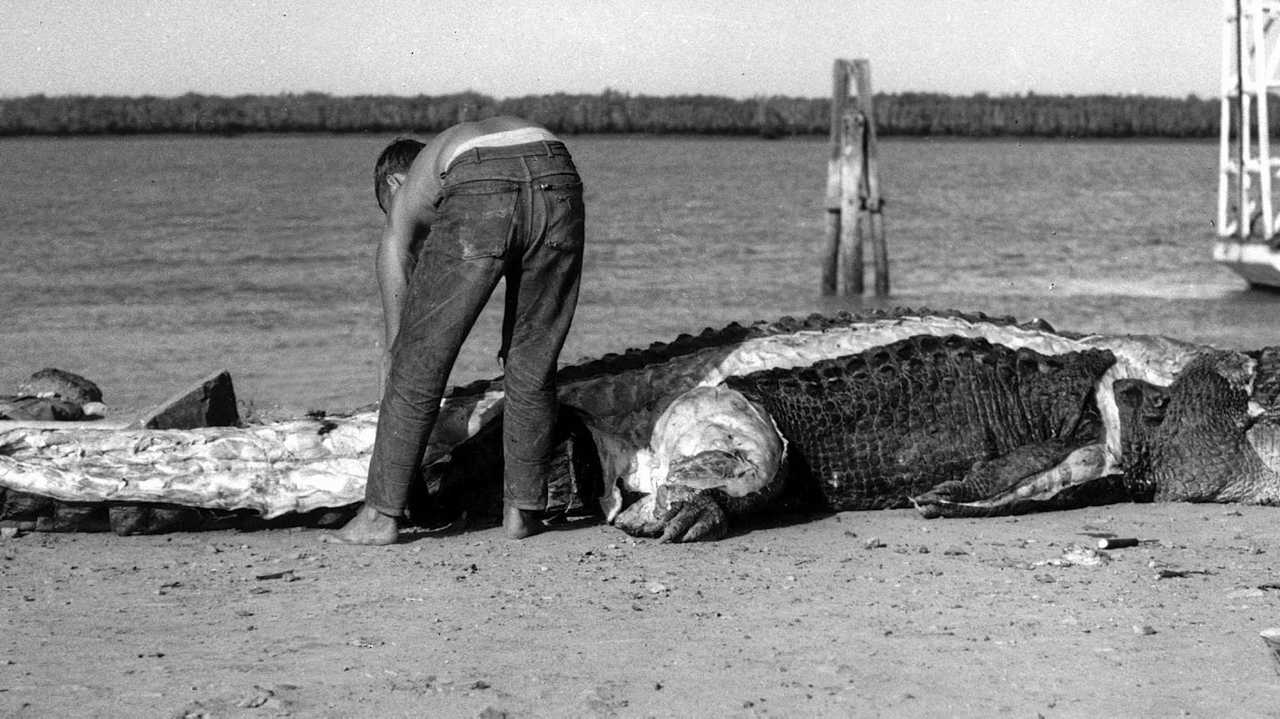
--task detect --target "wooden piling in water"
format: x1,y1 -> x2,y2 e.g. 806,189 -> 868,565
821,63 -> 850,296
822,59 -> 888,297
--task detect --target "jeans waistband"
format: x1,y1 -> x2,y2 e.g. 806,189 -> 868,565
446,140 -> 571,170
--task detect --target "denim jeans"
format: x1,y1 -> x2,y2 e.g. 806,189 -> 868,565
366,140 -> 584,514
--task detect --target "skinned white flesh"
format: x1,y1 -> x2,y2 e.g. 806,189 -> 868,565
0,416 -> 378,518
611,385 -> 786,527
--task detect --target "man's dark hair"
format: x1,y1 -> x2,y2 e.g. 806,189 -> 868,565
374,138 -> 426,212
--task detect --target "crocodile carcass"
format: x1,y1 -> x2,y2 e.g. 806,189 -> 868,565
0,309 -> 1275,540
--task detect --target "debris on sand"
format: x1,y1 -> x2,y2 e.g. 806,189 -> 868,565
1035,543 -> 1111,567
1155,568 -> 1214,580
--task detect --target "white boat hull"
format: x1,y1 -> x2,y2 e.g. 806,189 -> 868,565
1213,239 -> 1280,288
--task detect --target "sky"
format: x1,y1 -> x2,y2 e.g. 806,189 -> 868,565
3,1 -> 1223,100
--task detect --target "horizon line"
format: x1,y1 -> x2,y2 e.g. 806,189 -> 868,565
0,88 -> 1219,103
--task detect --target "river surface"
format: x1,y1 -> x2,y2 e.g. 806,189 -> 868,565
1,134 -> 1273,415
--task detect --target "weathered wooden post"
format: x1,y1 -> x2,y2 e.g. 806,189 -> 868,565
821,62 -> 851,295
855,60 -> 889,297
822,58 -> 888,297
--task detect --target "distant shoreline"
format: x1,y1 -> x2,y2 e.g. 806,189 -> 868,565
0,132 -> 1219,146
0,90 -> 1224,139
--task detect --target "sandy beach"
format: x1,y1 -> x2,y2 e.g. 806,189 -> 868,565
4,501 -> 1280,717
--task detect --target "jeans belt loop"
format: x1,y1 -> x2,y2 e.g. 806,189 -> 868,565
472,147 -> 482,163
543,140 -> 553,157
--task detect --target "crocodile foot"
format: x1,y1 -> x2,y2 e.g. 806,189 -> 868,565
911,443 -> 1111,518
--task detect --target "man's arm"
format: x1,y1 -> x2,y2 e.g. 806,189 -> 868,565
375,144 -> 445,387
376,218 -> 414,349
374,214 -> 413,391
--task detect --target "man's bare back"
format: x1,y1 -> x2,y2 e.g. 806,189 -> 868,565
429,116 -> 556,175
380,117 -> 558,239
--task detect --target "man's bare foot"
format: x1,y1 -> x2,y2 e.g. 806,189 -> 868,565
503,505 -> 543,540
329,505 -> 399,545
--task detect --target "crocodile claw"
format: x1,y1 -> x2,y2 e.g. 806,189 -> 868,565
656,486 -> 728,542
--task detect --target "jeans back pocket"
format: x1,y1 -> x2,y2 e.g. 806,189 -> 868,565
434,188 -> 519,260
540,180 -> 585,253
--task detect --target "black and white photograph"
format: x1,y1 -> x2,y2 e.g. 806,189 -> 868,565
2,2 -> 1276,716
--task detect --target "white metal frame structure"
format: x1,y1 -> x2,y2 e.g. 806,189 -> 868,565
1215,0 -> 1280,286
1219,0 -> 1280,239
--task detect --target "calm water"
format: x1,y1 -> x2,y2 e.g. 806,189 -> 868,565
1,134 -> 1274,415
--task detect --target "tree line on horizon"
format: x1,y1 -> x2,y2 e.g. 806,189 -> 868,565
0,90 -> 1229,138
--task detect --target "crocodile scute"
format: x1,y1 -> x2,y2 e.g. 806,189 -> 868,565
726,335 -> 1114,511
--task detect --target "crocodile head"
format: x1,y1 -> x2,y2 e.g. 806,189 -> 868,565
1114,351 -> 1280,504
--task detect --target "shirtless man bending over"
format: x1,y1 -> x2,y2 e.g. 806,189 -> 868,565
334,116 -> 586,544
